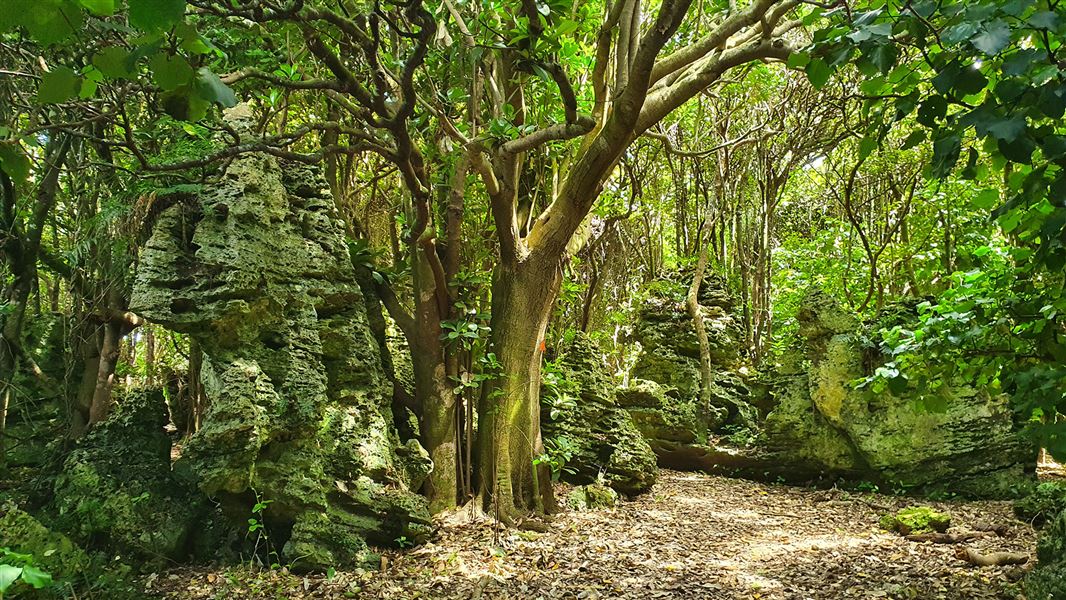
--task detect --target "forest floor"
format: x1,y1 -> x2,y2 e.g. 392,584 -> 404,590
149,470 -> 1040,600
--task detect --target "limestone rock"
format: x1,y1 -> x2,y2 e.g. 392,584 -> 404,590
760,290 -> 1034,495
52,390 -> 210,562
0,504 -> 91,584
130,140 -> 430,570
540,335 -> 657,496
566,482 -> 618,511
624,274 -> 758,462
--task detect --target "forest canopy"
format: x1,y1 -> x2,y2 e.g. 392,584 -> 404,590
1,0 -> 1066,597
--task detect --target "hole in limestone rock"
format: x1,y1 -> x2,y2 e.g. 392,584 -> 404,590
260,330 -> 288,350
170,298 -> 196,314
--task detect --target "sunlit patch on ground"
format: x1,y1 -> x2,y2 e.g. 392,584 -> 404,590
151,470 -> 1037,599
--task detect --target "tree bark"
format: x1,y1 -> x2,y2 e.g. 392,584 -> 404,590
476,256 -> 560,521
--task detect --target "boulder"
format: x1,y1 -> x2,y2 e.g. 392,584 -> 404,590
52,390 -> 211,562
622,274 -> 759,467
540,335 -> 657,496
0,504 -> 91,585
130,109 -> 430,570
566,482 -> 619,511
759,289 -> 1034,495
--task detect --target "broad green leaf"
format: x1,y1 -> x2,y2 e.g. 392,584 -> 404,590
194,68 -> 237,107
0,143 -> 30,183
987,116 -> 1026,142
0,564 -> 22,593
805,58 -> 831,89
11,0 -> 83,45
973,189 -> 1000,210
78,0 -> 114,15
37,66 -> 80,104
786,52 -> 810,69
930,132 -> 961,178
971,20 -> 1011,55
19,566 -> 52,589
92,47 -> 135,79
150,53 -> 193,91
128,0 -> 186,32
916,96 -> 946,126
866,42 -> 897,74
900,130 -> 925,150
1028,11 -> 1059,30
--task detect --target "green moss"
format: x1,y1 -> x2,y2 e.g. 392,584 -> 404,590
52,390 -> 209,563
566,483 -> 618,511
0,505 -> 91,581
879,506 -> 951,534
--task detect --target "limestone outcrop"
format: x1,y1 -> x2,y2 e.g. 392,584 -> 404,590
130,113 -> 430,570
540,335 -> 657,495
52,389 -> 212,562
759,290 -> 1034,496
623,278 -> 1033,497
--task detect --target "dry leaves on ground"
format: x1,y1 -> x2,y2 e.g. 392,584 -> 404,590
150,470 -> 1038,599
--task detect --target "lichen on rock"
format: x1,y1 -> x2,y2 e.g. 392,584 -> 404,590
566,482 -> 619,511
51,389 -> 211,562
0,504 -> 91,583
878,506 -> 951,534
541,334 -> 657,496
130,112 -> 430,570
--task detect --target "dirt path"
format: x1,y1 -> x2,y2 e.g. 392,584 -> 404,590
152,471 -> 1038,599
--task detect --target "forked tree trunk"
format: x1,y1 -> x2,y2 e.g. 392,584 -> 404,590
476,256 -> 560,521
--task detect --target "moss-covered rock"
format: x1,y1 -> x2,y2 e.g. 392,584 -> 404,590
130,109 -> 430,571
878,506 -> 951,534
566,482 -> 618,511
51,390 -> 212,562
758,289 -> 1034,496
541,335 -> 657,496
0,504 -> 91,583
1028,509 -> 1066,600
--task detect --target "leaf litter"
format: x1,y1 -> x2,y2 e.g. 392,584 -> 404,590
150,470 -> 1038,599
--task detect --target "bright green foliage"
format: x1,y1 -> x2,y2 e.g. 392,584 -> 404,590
879,506 -> 951,534
1015,481 -> 1066,526
798,0 -> 1066,457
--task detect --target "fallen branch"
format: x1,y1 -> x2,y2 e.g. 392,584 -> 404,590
973,522 -> 1010,537
956,547 -> 1029,567
906,531 -> 992,544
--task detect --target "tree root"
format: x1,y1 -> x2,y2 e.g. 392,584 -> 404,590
955,547 -> 1029,567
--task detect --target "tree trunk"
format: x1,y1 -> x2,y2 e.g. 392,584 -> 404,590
88,316 -> 120,425
476,256 -> 560,521
412,246 -> 459,514
687,209 -> 716,410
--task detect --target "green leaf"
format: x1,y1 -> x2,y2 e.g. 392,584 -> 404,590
998,135 -> 1035,164
916,96 -> 947,126
13,0 -> 83,45
194,68 -> 237,107
971,20 -> 1011,55
866,42 -> 897,74
92,47 -> 135,79
19,566 -> 52,589
0,564 -> 22,593
858,136 -> 878,160
150,53 -> 193,91
805,58 -> 832,89
973,189 -> 1000,210
1028,11 -> 1059,30
128,0 -> 186,32
986,116 -> 1026,142
900,130 -> 925,150
78,0 -> 114,15
37,66 -> 80,104
930,132 -> 961,178
786,52 -> 810,69
0,143 -> 31,183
